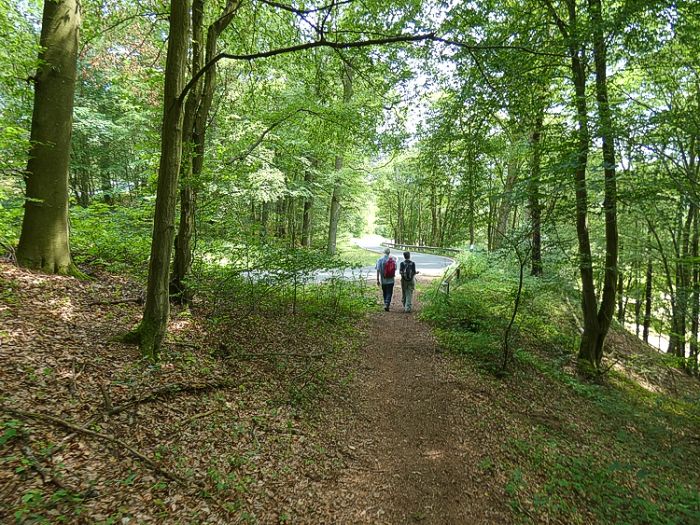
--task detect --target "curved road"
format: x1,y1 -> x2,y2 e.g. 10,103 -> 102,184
355,235 -> 455,278
313,235 -> 455,282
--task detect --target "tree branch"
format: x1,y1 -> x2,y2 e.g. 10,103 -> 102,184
257,0 -> 353,15
227,108 -> 323,165
179,33 -> 437,102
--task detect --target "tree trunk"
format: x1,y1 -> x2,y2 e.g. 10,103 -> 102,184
171,0 -> 204,303
617,271 -> 624,323
130,0 -> 191,359
561,6 -> 599,366
171,0 -> 239,300
468,166 -> 475,246
690,208 -> 699,374
643,258 -> 653,343
492,151 -> 518,250
301,162 -> 314,248
261,201 -> 270,235
16,0 -> 81,274
430,183 -> 439,245
564,0 -> 618,368
529,110 -> 544,276
587,0 -> 619,367
287,196 -> 296,247
669,202 -> 694,358
327,63 -> 353,255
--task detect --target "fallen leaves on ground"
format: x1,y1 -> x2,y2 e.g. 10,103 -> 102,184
0,262 -> 361,524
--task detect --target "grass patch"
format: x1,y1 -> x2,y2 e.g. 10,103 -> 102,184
335,237 -> 380,267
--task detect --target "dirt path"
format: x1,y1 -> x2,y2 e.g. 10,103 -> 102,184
321,280 -> 512,524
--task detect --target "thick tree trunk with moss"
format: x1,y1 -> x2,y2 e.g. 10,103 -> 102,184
131,0 -> 191,359
16,0 -> 81,274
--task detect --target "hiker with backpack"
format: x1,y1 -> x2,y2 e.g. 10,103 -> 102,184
400,251 -> 419,313
376,247 -> 396,311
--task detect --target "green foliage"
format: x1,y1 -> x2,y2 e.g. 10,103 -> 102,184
70,203 -> 153,275
0,196 -> 22,248
422,252 -> 700,524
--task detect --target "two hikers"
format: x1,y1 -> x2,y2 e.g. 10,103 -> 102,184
376,249 -> 418,312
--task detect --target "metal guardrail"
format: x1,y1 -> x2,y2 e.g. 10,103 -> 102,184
380,242 -> 462,255
440,264 -> 461,296
379,242 -> 462,296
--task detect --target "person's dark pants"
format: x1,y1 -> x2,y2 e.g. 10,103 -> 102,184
382,283 -> 394,308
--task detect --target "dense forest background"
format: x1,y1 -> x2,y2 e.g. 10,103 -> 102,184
2,0 -> 700,370
1,1 -> 700,523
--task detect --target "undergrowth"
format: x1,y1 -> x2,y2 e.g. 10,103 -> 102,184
421,251 -> 700,525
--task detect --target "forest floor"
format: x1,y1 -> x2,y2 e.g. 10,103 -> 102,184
2,260 -> 700,524
315,281 -> 512,524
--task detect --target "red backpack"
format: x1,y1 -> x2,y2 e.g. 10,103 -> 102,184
383,256 -> 396,278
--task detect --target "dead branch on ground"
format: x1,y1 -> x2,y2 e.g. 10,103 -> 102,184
2,406 -> 187,485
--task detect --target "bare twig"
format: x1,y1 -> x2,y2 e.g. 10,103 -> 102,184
163,340 -> 200,349
21,442 -> 93,497
231,352 -> 328,360
87,297 -> 143,306
99,383 -> 113,412
180,409 -> 218,427
105,381 -> 234,417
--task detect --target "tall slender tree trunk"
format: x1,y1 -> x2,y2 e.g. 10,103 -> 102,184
669,202 -> 694,358
468,164 -> 475,246
616,271 -> 625,323
130,0 -> 191,359
689,209 -> 699,374
301,161 -> 314,248
529,110 -> 544,276
430,183 -> 439,245
587,0 -> 619,366
17,0 -> 81,274
171,0 -> 204,303
261,202 -> 270,235
492,152 -> 518,250
643,258 -> 653,343
327,171 -> 341,255
557,0 -> 618,367
171,0 -> 239,300
327,63 -> 353,255
559,5 -> 599,366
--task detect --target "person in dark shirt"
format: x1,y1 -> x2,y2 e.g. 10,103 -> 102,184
399,251 -> 418,313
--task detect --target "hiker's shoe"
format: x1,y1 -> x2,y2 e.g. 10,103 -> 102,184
384,305 -> 390,311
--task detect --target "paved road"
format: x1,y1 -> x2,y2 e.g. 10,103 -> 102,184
265,236 -> 457,283
355,236 -> 455,278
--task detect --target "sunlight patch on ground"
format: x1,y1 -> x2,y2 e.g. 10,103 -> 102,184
611,363 -> 664,394
49,296 -> 75,322
422,449 -> 444,460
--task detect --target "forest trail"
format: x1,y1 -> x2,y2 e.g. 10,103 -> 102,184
321,280 -> 512,524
